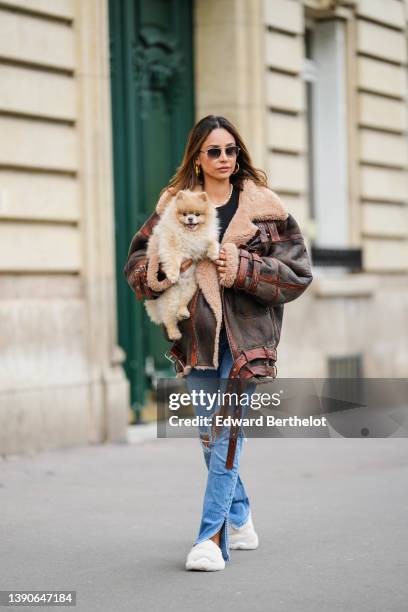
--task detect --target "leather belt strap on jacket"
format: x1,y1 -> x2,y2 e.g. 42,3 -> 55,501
168,344 -> 277,469
256,225 -> 270,255
214,347 -> 278,470
234,250 -> 264,294
229,347 -> 277,378
224,377 -> 246,470
165,345 -> 186,373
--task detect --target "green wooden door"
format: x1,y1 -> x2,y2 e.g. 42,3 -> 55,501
109,0 -> 195,420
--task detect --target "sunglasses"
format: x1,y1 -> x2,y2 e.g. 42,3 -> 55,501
200,145 -> 240,160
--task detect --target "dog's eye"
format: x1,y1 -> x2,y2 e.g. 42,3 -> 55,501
196,213 -> 200,216
182,212 -> 187,216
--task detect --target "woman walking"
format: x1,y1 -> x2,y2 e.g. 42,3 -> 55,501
124,115 -> 313,571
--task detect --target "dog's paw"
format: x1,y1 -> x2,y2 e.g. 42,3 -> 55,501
167,328 -> 182,340
177,307 -> 190,320
207,241 -> 221,261
166,270 -> 180,284
207,252 -> 219,262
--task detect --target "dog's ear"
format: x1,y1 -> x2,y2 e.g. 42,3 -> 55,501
176,190 -> 185,201
198,192 -> 209,202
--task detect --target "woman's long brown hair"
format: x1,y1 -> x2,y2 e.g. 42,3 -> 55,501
160,115 -> 268,197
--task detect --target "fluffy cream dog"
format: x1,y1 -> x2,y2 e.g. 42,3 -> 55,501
144,190 -> 220,340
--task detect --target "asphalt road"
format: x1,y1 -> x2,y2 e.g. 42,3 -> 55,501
1,433 -> 407,612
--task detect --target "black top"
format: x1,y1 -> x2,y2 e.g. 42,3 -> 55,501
215,184 -> 239,242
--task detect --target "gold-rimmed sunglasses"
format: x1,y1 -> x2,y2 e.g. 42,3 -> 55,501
199,145 -> 240,160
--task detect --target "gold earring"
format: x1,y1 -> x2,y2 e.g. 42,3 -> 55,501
233,162 -> 240,175
194,162 -> 201,177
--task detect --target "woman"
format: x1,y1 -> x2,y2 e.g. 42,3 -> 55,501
124,115 -> 313,571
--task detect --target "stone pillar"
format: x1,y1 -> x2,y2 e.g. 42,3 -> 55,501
194,0 -> 266,169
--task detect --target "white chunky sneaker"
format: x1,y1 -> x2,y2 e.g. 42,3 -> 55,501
228,511 -> 259,550
185,539 -> 225,571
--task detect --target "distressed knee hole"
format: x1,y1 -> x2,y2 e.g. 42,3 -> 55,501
200,433 -> 212,450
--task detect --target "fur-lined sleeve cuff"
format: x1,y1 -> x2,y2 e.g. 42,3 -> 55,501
219,242 -> 240,288
146,253 -> 173,292
145,233 -> 173,292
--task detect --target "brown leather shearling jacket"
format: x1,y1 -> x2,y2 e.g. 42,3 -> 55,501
123,178 -> 313,385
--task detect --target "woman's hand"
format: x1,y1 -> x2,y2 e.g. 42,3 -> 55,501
215,247 -> 227,283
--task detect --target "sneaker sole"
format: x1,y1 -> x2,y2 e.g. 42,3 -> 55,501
229,536 -> 259,550
186,557 -> 225,571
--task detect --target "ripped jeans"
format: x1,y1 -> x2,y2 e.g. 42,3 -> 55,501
184,326 -> 257,563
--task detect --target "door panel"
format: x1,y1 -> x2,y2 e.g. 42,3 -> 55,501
109,0 -> 195,418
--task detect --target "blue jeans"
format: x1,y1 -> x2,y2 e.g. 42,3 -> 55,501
185,327 -> 257,563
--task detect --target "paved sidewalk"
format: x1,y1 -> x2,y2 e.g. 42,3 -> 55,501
1,432 -> 407,611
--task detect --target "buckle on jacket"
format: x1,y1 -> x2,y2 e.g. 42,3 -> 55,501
165,348 -> 186,373
165,350 -> 177,364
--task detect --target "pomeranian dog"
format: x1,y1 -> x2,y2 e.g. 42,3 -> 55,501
144,190 -> 220,341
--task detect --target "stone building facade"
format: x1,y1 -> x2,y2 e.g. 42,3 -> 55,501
0,0 -> 407,455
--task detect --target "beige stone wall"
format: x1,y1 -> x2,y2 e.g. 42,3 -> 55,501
259,0 -> 408,377
193,0 -> 408,378
0,0 -> 129,455
268,0 -> 408,269
355,0 -> 408,270
194,0 -> 266,168
263,0 -> 307,231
